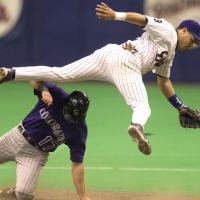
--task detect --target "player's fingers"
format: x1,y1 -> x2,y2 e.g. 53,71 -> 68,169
96,4 -> 103,9
47,96 -> 53,105
95,7 -> 106,14
43,98 -> 53,106
96,13 -> 102,19
42,95 -> 53,106
127,43 -> 132,48
122,42 -> 127,48
96,4 -> 105,9
96,13 -> 108,20
96,8 -> 107,14
41,96 -> 47,103
47,101 -> 53,107
100,2 -> 109,8
95,8 -> 102,14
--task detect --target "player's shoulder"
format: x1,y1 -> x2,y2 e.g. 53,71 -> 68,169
145,16 -> 174,30
145,16 -> 177,41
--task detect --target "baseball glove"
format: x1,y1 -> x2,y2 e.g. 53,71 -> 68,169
179,106 -> 200,128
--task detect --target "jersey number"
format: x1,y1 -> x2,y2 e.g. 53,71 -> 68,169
38,136 -> 59,151
154,18 -> 162,23
154,51 -> 168,67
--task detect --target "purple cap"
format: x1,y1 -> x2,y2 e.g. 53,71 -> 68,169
179,19 -> 200,46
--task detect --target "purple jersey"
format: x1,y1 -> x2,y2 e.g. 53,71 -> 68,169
22,82 -> 87,163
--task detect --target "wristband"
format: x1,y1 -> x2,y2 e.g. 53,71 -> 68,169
168,94 -> 184,109
115,12 -> 127,21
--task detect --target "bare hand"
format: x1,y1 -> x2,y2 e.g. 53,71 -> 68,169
96,2 -> 115,20
122,42 -> 135,52
41,90 -> 53,106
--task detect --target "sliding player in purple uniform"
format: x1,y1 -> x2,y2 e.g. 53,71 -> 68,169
0,81 -> 91,200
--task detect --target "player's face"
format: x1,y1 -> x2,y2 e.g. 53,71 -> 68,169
177,28 -> 195,50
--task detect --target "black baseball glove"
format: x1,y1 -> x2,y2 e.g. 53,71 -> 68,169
179,106 -> 200,128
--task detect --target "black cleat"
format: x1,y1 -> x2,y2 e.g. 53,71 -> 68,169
0,67 -> 15,84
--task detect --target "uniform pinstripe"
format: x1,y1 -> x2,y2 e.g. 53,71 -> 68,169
0,126 -> 48,199
14,16 -> 178,126
0,83 -> 89,199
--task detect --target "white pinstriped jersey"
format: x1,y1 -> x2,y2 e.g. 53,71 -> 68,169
13,16 -> 178,127
123,16 -> 178,78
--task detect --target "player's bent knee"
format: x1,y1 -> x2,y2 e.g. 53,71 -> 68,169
15,191 -> 33,200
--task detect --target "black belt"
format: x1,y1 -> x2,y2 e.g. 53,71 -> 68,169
18,125 -> 38,148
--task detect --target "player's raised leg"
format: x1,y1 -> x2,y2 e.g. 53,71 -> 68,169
112,65 -> 151,155
0,45 -> 113,84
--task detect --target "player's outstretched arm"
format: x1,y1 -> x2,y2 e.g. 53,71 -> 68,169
156,76 -> 175,99
96,2 -> 146,27
156,75 -> 186,109
157,76 -> 200,129
72,162 -> 91,200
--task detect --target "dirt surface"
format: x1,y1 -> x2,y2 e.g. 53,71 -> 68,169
35,189 -> 200,200
1,189 -> 200,200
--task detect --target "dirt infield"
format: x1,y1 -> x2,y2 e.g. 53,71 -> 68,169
1,189 -> 200,200
33,189 -> 200,200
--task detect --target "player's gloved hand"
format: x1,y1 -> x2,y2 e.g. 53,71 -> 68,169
41,90 -> 53,106
179,106 -> 200,128
96,2 -> 115,20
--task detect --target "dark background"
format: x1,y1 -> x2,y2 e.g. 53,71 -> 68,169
0,0 -> 199,82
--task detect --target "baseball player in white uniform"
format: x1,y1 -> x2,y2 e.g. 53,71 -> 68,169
0,2 -> 200,155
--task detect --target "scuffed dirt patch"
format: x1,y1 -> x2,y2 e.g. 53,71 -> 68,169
35,189 -> 200,200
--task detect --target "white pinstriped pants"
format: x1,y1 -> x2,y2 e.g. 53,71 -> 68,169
14,44 -> 151,126
0,126 -> 48,198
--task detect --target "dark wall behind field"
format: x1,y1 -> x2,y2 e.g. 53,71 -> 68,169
0,0 -> 200,82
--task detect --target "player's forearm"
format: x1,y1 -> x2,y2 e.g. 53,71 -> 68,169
123,12 -> 146,27
157,76 -> 175,98
115,12 -> 146,26
72,162 -> 86,199
96,2 -> 146,27
157,76 -> 185,109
